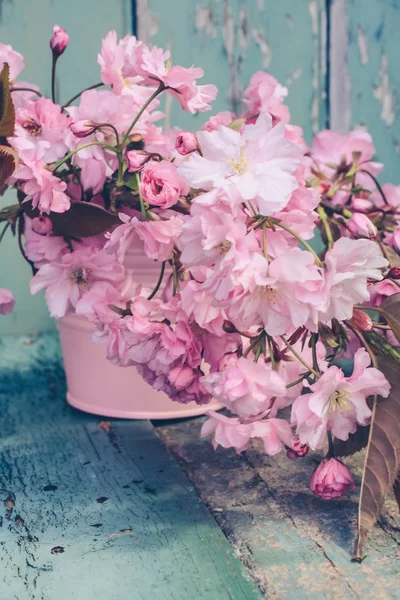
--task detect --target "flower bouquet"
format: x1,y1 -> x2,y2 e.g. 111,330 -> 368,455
1,25 -> 400,558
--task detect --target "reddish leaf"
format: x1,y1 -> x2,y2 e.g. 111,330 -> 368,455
381,293 -> 400,345
0,145 -> 17,187
353,358 -> 400,560
333,425 -> 370,457
0,63 -> 15,138
393,477 -> 400,513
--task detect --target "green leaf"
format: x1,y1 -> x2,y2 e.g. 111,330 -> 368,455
0,63 -> 15,138
353,358 -> 400,560
381,293 -> 400,344
333,425 -> 370,457
21,199 -> 121,237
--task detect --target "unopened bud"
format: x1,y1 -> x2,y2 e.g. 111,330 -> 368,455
287,439 -> 309,459
347,308 -> 373,332
175,132 -> 198,155
69,120 -> 97,138
347,213 -> 377,239
351,198 -> 374,213
126,150 -> 149,172
32,215 -> 53,235
222,320 -> 239,334
50,25 -> 69,58
388,267 -> 400,280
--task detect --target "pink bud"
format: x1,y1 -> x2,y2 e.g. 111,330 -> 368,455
287,439 -> 309,459
347,213 -> 377,238
32,215 -> 53,235
69,120 -> 97,138
347,308 -> 373,332
351,198 -> 374,213
126,150 -> 148,172
50,25 -> 69,57
310,458 -> 355,500
80,158 -> 106,195
175,132 -> 198,155
168,365 -> 196,390
0,287 -> 14,315
388,267 -> 400,280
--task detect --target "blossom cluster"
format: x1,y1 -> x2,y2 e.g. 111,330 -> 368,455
1,26 -> 399,501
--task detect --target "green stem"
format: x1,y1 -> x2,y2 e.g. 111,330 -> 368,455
0,221 -> 10,245
267,335 -> 277,370
10,87 -> 43,97
171,259 -> 179,296
121,83 -> 165,148
327,431 -> 334,458
135,173 -> 148,220
317,206 -> 334,250
262,221 -> 269,260
286,371 -> 312,389
62,82 -> 104,109
51,55 -> 57,104
280,335 -> 320,378
270,218 -> 323,267
147,261 -> 166,300
311,333 -> 321,375
53,142 -> 119,172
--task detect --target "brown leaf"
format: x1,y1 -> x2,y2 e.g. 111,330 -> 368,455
382,244 -> 400,269
0,144 -> 17,187
333,425 -> 370,457
393,477 -> 400,513
21,199 -> 121,237
381,293 -> 400,344
0,63 -> 15,138
353,357 -> 400,560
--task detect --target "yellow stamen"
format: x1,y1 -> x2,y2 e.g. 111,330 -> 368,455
329,390 -> 351,412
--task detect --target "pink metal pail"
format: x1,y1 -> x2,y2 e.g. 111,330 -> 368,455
58,237 -> 221,419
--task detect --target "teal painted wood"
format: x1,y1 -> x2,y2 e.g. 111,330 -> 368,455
345,0 -> 400,183
138,0 -> 328,139
0,0 -> 132,336
0,333 -> 261,600
159,418 -> 400,599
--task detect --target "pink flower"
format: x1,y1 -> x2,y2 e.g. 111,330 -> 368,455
383,227 -> 400,252
175,132 -> 198,155
318,238 -> 387,322
287,439 -> 309,459
13,97 -> 70,162
347,213 -> 377,238
126,150 -> 148,172
178,113 -> 302,215
0,288 -> 15,315
369,279 -> 400,306
24,217 -> 68,268
201,111 -> 234,132
80,157 -> 106,195
201,411 -> 293,455
30,248 -> 124,318
0,42 -> 24,80
243,71 -> 290,123
201,356 -> 286,419
310,458 -> 355,500
291,348 -> 390,450
141,160 -> 189,208
162,66 -> 217,113
136,216 -> 183,262
50,25 -> 70,57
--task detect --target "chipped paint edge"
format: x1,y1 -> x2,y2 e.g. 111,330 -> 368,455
329,0 -> 351,133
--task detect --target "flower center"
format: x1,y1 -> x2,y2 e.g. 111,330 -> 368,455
70,267 -> 89,287
216,240 -> 232,256
228,149 -> 249,175
329,390 -> 350,412
22,119 -> 42,136
264,286 -> 277,303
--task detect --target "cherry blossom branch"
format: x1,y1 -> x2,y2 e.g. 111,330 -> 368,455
10,87 -> 42,97
280,335 -> 320,378
345,321 -> 378,368
62,82 -> 104,109
286,371 -> 312,389
53,141 -> 119,172
317,206 -> 334,250
359,169 -> 389,205
121,83 -> 166,148
269,218 -> 323,267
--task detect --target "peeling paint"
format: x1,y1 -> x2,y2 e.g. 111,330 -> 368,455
308,0 -> 320,133
137,0 -> 159,44
285,13 -> 294,29
239,6 -> 249,50
222,1 -> 242,114
329,0 -> 351,133
357,26 -> 369,65
195,4 -> 217,38
251,29 -> 271,68
373,55 -> 395,126
286,67 -> 303,87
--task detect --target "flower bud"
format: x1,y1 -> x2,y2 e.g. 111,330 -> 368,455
50,25 -> 69,57
175,132 -> 198,155
168,365 -> 196,390
347,308 -> 373,332
69,120 -> 97,138
287,439 -> 309,459
388,267 -> 400,280
351,198 -> 374,213
126,150 -> 148,172
310,458 -> 355,500
347,213 -> 377,239
32,215 -> 53,235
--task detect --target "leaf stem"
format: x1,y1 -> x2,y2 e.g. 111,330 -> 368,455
51,56 -> 57,104
53,142 -> 119,172
360,169 -> 389,205
317,205 -> 334,250
147,261 -> 166,300
270,218 -> 323,267
62,82 -> 104,109
121,83 -> 165,148
10,87 -> 42,97
280,335 -> 320,378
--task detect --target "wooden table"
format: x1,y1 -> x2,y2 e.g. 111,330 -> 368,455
0,333 -> 399,599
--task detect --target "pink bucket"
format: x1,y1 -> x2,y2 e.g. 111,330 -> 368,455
58,237 -> 222,419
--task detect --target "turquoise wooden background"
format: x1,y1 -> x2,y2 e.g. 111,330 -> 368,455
0,0 -> 399,335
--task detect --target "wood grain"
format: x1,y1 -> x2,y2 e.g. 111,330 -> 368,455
0,333 -> 261,600
158,416 -> 400,599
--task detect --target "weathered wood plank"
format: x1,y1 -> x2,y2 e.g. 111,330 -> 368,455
335,0 -> 400,183
0,333 -> 261,599
158,417 -> 400,599
138,0 -> 328,138
0,0 -> 132,336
